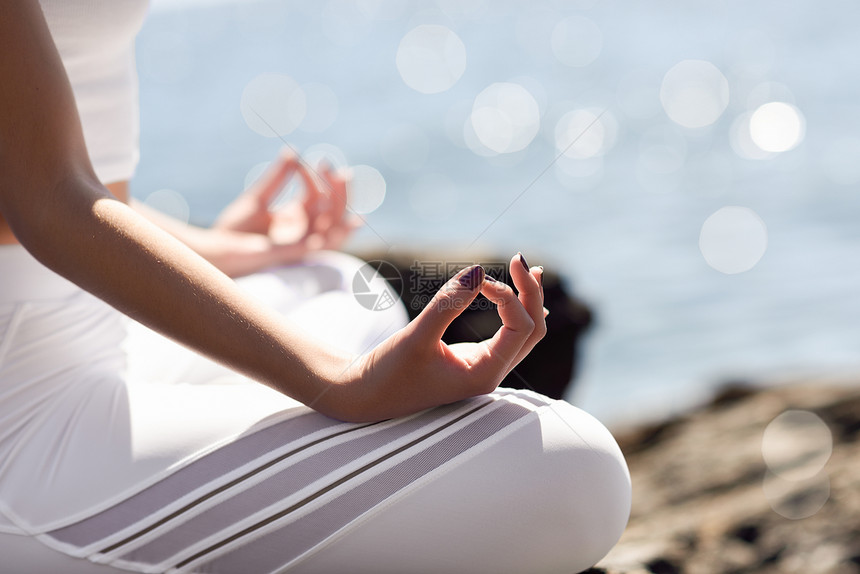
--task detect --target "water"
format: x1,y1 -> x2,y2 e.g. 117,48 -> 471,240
133,0 -> 860,426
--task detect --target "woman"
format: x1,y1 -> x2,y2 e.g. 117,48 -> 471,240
0,1 -> 631,572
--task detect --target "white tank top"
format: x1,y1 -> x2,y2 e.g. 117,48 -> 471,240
38,0 -> 150,184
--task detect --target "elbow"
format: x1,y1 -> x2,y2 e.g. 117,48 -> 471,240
0,166 -> 105,261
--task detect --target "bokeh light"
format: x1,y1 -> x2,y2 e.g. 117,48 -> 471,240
240,73 -> 306,138
762,470 -> 830,520
762,410 -> 833,481
144,189 -> 190,224
396,24 -> 467,94
469,82 -> 540,154
699,206 -> 768,274
749,101 -> 805,153
660,60 -> 730,129
299,82 -> 339,133
551,15 -> 602,67
347,165 -> 387,214
730,112 -> 775,160
380,123 -> 430,172
554,108 -> 614,159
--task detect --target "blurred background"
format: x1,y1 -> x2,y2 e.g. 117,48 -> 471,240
131,0 -> 860,427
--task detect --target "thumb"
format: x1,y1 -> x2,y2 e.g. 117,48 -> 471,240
412,265 -> 484,341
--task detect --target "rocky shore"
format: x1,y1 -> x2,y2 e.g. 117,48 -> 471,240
589,381 -> 860,574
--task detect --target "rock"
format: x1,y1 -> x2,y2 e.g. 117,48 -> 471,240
594,381 -> 860,574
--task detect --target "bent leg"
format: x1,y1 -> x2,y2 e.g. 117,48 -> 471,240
17,390 -> 629,574
284,392 -> 631,574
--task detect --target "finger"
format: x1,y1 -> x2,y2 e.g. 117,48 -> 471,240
411,265 -> 485,341
294,159 -> 328,222
317,166 -> 349,222
311,167 -> 354,239
250,148 -> 299,206
509,253 -> 547,365
537,265 -> 545,301
473,273 -> 534,370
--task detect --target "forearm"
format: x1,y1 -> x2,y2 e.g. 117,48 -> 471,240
8,176 -> 357,418
130,199 -> 266,278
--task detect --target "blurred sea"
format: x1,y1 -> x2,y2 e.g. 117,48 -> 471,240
132,0 -> 860,426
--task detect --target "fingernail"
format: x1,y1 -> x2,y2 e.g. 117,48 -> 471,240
484,274 -> 497,283
458,265 -> 485,289
518,252 -> 530,273
538,266 -> 544,286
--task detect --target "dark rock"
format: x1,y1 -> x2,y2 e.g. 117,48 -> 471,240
828,395 -> 860,442
730,523 -> 760,544
707,382 -> 757,409
645,557 -> 682,574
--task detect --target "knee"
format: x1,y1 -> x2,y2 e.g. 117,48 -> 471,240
535,397 -> 631,567
488,390 -> 631,571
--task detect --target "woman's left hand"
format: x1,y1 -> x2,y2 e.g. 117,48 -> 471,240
210,148 -> 361,275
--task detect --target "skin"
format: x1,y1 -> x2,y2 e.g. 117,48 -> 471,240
0,0 -> 547,423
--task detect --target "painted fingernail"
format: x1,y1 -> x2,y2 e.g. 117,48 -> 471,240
518,252 -> 530,273
484,274 -> 497,283
538,266 -> 544,286
458,265 -> 485,289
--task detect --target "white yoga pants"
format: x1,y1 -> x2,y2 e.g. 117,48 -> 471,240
0,245 -> 631,574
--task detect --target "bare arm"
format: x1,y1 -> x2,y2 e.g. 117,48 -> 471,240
0,0 -> 547,423
0,0 -> 354,417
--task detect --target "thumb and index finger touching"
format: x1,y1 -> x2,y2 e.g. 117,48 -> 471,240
410,254 -> 546,377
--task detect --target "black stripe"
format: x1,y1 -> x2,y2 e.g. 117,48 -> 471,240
98,420 -> 382,555
173,400 -> 494,569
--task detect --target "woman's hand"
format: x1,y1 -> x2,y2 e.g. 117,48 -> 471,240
209,148 -> 361,275
327,254 -> 547,422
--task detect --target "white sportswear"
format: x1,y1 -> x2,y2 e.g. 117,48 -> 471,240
38,0 -> 149,184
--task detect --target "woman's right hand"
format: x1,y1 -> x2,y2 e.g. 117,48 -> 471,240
324,254 -> 547,422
